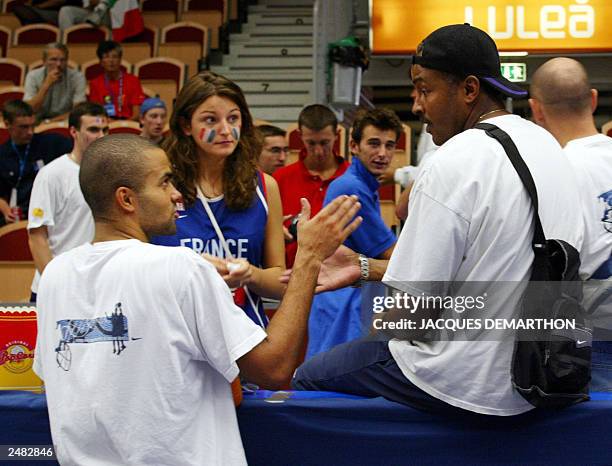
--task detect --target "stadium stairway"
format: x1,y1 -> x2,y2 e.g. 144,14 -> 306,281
210,0 -> 314,128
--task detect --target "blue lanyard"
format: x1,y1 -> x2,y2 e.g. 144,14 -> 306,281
104,72 -> 124,110
11,141 -> 30,186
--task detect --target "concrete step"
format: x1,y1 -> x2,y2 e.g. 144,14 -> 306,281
241,24 -> 313,35
235,81 -> 311,93
211,66 -> 312,78
249,105 -> 303,122
258,0 -> 314,6
247,14 -> 313,26
211,63 -> 312,73
248,5 -> 313,15
229,32 -> 312,43
230,44 -> 312,57
246,92 -> 309,106
222,55 -> 312,67
229,35 -> 312,46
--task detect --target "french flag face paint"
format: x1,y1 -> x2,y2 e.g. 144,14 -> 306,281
199,128 -> 217,143
231,126 -> 240,142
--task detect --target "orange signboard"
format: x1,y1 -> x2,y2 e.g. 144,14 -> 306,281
371,0 -> 612,54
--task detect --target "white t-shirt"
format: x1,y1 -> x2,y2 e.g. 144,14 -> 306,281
27,154 -> 94,292
564,134 -> 612,278
383,115 -> 584,416
33,240 -> 266,466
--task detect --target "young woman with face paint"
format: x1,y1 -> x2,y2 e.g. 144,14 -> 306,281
152,71 -> 286,327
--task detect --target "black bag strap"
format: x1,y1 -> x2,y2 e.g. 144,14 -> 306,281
475,123 -> 549,279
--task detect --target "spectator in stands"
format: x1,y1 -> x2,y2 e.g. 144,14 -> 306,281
292,24 -> 584,416
273,104 -> 348,267
33,133 -> 360,465
28,102 -> 108,302
88,41 -> 145,121
139,97 -> 167,145
307,108 -> 402,359
0,100 -> 72,225
58,0 -> 111,32
23,43 -> 87,123
529,57 -> 612,391
256,124 -> 288,175
152,71 -> 286,329
12,1 -> 76,26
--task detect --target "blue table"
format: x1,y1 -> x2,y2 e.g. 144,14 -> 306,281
2,390 -> 612,465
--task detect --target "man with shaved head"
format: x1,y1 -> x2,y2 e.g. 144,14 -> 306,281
530,57 -> 612,391
33,133 -> 361,465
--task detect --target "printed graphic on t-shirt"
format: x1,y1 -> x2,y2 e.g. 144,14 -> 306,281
179,237 -> 249,257
600,190 -> 612,233
55,303 -> 134,371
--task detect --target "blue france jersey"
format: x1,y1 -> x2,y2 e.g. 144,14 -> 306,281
152,174 -> 269,327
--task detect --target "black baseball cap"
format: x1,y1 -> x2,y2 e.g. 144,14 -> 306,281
412,24 -> 528,99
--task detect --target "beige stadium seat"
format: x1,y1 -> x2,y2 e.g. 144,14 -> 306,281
7,45 -> 39,66
138,80 -> 176,115
121,42 -> 152,65
157,43 -> 202,78
67,44 -> 99,66
602,120 -> 612,137
0,14 -> 21,32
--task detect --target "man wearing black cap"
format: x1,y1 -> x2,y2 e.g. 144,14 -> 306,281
292,24 -> 584,416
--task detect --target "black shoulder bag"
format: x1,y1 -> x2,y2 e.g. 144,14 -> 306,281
476,122 -> 591,408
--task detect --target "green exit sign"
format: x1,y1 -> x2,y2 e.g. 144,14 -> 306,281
500,63 -> 527,83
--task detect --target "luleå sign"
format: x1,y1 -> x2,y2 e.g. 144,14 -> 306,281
371,0 -> 612,54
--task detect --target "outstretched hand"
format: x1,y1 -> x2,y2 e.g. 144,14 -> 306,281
279,245 -> 361,293
295,195 -> 362,263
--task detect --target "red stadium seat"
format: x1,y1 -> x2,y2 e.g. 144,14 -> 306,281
13,24 -> 59,45
0,221 -> 32,261
62,23 -> 110,44
109,120 -> 142,135
8,25 -> 60,65
134,56 -> 185,92
3,0 -> 25,14
0,122 -> 9,145
140,0 -> 180,29
183,0 -> 225,49
62,24 -> 111,65
0,58 -> 26,86
160,22 -> 208,76
34,121 -> 70,139
0,25 -> 11,57
81,58 -> 132,81
0,86 -> 25,112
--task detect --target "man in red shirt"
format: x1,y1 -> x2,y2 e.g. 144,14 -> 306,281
273,104 -> 348,267
88,41 -> 145,121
